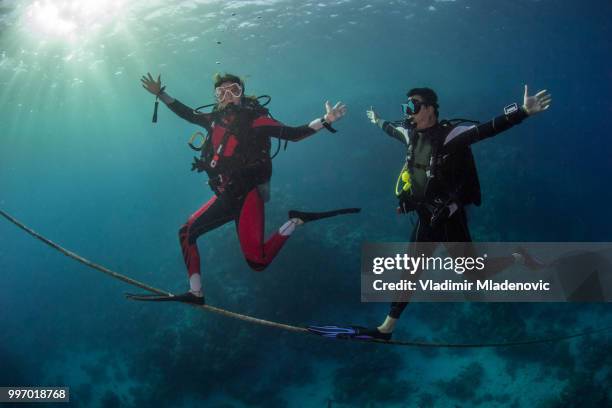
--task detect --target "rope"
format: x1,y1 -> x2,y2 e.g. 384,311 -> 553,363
1,208 -> 610,347
368,325 -> 612,347
0,209 -> 306,333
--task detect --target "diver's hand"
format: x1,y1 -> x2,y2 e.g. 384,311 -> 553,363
141,72 -> 164,95
324,101 -> 347,123
522,85 -> 552,115
191,157 -> 206,173
366,106 -> 380,124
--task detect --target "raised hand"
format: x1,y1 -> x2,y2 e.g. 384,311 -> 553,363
522,85 -> 552,115
324,101 -> 347,123
366,105 -> 380,124
141,72 -> 164,96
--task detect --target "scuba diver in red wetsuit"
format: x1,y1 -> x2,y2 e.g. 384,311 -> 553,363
137,72 -> 353,305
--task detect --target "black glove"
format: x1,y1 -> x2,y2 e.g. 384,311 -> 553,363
191,157 -> 207,173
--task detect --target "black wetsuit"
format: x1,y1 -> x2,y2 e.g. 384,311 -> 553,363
378,107 -> 528,318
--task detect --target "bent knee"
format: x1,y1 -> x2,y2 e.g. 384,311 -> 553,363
246,259 -> 267,272
179,224 -> 189,237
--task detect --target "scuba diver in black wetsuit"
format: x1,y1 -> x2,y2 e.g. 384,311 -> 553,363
131,72 -> 355,305
308,85 -> 551,341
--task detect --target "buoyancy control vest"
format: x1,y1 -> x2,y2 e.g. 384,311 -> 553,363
396,120 -> 481,211
194,96 -> 274,197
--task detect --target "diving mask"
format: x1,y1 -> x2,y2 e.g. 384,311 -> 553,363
215,83 -> 243,100
401,99 -> 425,116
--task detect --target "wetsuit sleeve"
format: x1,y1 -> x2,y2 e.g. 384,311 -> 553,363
442,107 -> 529,153
377,119 -> 410,146
251,116 -> 316,142
159,91 -> 212,130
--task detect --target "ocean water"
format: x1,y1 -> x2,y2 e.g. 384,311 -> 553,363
1,0 -> 611,407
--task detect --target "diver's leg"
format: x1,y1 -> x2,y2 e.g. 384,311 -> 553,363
381,213 -> 438,334
446,206 -> 472,242
442,209 -> 535,280
179,195 -> 235,295
442,207 -> 477,264
237,188 -> 300,271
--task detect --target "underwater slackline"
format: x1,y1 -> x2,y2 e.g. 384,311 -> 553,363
2,208 -> 611,348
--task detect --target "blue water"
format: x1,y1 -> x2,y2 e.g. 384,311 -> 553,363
1,0 -> 611,407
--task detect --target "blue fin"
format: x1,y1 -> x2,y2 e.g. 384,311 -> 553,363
307,325 -> 389,341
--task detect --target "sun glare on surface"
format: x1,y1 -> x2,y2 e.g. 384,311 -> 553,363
22,0 -> 126,42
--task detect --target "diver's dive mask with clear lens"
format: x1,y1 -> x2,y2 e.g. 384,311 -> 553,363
401,99 -> 425,116
215,83 -> 243,100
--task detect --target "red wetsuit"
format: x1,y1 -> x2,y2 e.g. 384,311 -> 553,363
166,97 -> 317,275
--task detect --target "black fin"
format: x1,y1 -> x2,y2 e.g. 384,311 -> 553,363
125,292 -> 205,305
288,208 -> 360,223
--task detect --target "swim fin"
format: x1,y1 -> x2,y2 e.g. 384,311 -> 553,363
288,208 -> 360,223
307,325 -> 392,341
125,291 -> 205,305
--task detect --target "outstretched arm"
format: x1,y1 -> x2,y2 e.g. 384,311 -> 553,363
252,100 -> 347,141
141,72 -> 212,130
443,85 -> 552,153
367,107 -> 410,146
